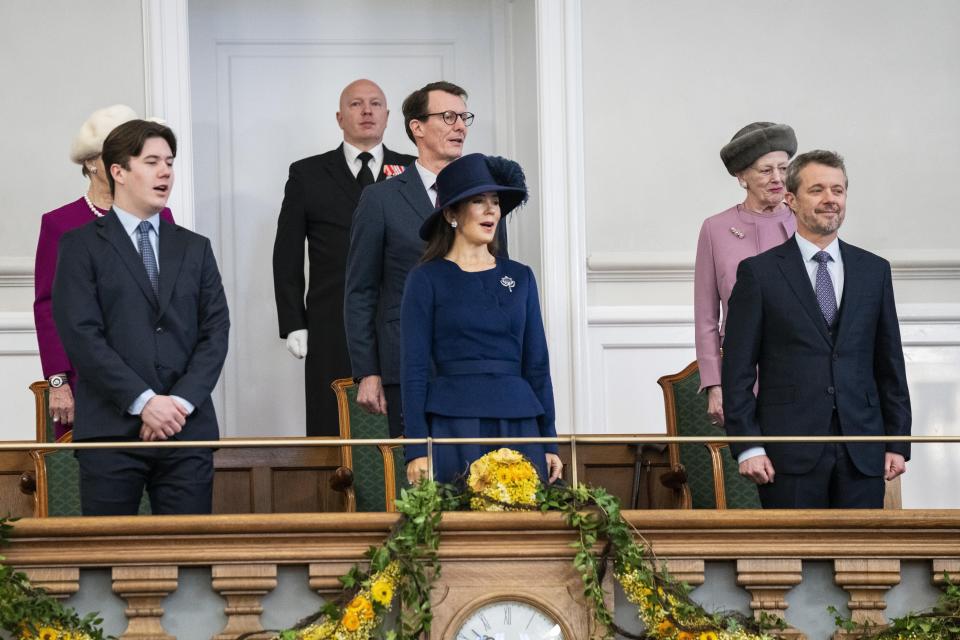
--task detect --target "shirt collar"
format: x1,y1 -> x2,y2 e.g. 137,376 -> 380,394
343,141 -> 383,166
114,206 -> 161,236
414,160 -> 438,193
795,232 -> 841,263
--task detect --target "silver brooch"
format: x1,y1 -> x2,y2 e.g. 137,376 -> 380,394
729,226 -> 745,239
500,275 -> 516,292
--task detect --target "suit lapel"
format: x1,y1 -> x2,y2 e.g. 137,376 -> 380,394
833,240 -> 864,344
775,236 -> 833,345
98,211 -> 159,308
322,144 -> 362,201
395,161 -> 434,221
157,220 -> 187,316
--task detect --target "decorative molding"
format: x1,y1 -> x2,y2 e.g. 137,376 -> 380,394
0,312 -> 38,357
212,563 -> 277,640
587,303 -> 960,333
587,250 -> 960,283
112,564 -> 178,639
142,0 -> 196,231
536,0 -> 589,434
0,257 -> 32,288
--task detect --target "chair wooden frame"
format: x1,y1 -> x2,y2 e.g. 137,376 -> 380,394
30,380 -> 52,443
657,360 -> 733,509
331,377 -> 402,513
27,431 -> 73,517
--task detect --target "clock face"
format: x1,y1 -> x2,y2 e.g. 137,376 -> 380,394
454,599 -> 565,640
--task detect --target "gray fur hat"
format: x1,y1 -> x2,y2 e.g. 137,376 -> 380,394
70,104 -> 138,164
720,122 -> 797,175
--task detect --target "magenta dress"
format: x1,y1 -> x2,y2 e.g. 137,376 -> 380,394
33,197 -> 173,438
693,203 -> 795,392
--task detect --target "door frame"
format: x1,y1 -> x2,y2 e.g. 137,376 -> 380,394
141,0 -> 590,434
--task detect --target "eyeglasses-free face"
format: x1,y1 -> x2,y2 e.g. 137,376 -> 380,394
418,110 -> 475,126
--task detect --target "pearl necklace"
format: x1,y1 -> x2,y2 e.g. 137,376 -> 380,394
83,195 -> 105,218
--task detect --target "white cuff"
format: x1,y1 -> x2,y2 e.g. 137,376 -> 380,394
127,389 -> 156,415
171,395 -> 195,415
737,446 -> 767,464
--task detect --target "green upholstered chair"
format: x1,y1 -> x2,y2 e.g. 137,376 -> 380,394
656,362 -> 761,509
29,381 -> 151,517
331,378 -> 407,512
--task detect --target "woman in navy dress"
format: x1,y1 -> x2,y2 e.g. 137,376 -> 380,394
401,153 -> 563,486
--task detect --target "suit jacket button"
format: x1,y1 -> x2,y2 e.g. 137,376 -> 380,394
827,386 -> 835,395
155,326 -> 164,334
833,353 -> 839,361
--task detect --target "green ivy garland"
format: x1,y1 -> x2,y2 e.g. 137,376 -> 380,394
0,518 -> 108,640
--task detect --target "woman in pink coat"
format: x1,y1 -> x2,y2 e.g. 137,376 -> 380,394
694,122 -> 797,426
34,105 -> 173,438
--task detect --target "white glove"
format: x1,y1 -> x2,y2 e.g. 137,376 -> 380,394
286,329 -> 308,359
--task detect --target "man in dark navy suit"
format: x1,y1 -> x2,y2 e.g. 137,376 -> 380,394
273,79 -> 415,436
344,81 -> 507,439
53,120 -> 230,515
722,150 -> 911,508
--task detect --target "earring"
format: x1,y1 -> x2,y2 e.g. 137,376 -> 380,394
88,165 -> 98,174
450,220 -> 458,228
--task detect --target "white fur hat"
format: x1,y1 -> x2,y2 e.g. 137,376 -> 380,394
69,104 -> 139,164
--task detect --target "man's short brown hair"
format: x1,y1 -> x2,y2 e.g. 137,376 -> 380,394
101,120 -> 177,196
401,81 -> 468,144
786,149 -> 848,194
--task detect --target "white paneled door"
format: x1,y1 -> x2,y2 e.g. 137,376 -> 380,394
188,0 -> 508,437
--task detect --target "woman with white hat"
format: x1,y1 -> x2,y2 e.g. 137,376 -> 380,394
694,122 -> 798,427
401,153 -> 563,486
33,105 -> 175,438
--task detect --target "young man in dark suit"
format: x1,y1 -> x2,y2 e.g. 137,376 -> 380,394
722,150 -> 911,508
272,79 -> 415,436
53,120 -> 230,516
344,81 -> 508,439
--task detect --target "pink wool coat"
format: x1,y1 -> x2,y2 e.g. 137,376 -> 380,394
693,203 -> 795,391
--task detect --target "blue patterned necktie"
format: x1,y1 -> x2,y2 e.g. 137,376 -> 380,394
137,220 -> 159,296
813,250 -> 837,326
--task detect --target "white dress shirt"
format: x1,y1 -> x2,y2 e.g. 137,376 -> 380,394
414,160 -> 439,207
738,232 -> 845,464
342,141 -> 384,180
114,206 -> 160,270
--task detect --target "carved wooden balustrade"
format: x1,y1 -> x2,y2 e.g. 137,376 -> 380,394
3,510 -> 959,640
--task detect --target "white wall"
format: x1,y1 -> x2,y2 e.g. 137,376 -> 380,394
0,0 -> 146,440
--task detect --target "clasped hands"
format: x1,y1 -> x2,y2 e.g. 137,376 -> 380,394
139,395 -> 190,441
739,452 -> 907,485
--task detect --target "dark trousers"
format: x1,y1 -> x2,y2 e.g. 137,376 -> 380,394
759,415 -> 884,509
383,383 -> 405,438
77,441 -> 214,516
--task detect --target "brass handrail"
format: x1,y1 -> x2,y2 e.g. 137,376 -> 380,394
6,434 -> 957,490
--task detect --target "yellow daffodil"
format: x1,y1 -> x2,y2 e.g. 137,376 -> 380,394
36,628 -> 58,640
371,577 -> 394,605
677,631 -> 694,640
698,632 -> 719,640
655,619 -> 674,636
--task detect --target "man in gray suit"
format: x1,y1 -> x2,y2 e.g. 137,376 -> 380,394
344,81 -> 506,437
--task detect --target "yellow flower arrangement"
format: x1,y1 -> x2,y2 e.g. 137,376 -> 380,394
466,448 -> 539,511
19,626 -> 93,640
281,561 -> 401,640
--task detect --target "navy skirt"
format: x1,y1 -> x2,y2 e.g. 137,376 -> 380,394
428,415 -> 550,486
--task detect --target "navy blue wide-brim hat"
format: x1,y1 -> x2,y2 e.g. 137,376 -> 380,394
418,153 -> 528,241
